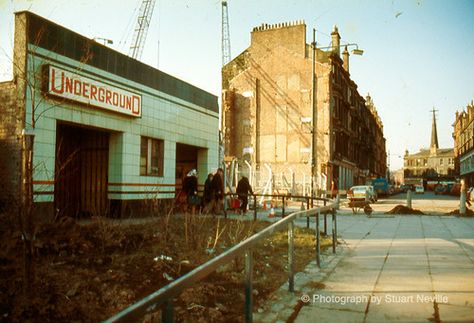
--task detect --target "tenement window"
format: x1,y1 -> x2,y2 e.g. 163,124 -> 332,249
140,137 -> 164,176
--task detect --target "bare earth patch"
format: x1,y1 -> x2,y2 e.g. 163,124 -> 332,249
0,215 -> 330,322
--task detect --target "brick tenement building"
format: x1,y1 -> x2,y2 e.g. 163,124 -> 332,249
222,21 -> 386,192
453,101 -> 474,185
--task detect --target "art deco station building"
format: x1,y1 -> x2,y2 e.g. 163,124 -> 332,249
222,21 -> 386,192
0,11 -> 219,217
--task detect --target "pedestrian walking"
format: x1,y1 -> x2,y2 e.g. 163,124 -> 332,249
202,173 -> 214,214
210,168 -> 224,215
331,178 -> 338,199
182,169 -> 199,215
236,176 -> 253,215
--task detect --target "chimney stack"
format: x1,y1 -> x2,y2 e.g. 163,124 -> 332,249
331,25 -> 341,56
342,45 -> 349,72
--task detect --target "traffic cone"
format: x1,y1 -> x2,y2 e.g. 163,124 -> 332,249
263,202 -> 267,211
269,207 -> 275,218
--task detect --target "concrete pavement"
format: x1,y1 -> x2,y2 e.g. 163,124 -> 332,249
254,214 -> 474,323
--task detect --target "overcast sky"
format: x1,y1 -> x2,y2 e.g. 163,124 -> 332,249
1,0 -> 473,170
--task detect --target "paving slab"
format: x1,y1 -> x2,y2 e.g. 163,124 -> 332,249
253,214 -> 474,323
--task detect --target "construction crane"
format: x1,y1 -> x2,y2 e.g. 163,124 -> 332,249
221,0 -> 231,66
129,0 -> 157,60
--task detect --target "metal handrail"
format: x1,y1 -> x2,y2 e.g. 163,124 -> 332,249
105,197 -> 339,323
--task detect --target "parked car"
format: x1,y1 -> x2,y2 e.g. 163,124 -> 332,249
348,185 -> 377,203
434,184 -> 447,195
415,185 -> 424,194
399,184 -> 414,193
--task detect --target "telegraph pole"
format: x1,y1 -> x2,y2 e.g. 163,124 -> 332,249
311,28 -> 317,199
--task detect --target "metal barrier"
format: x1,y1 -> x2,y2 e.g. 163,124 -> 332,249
104,197 -> 339,323
224,193 -> 331,220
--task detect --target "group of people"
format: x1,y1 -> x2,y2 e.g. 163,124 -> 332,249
179,168 -> 253,215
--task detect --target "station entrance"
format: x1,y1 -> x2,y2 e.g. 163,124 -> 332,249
54,123 -> 110,217
175,143 -> 199,187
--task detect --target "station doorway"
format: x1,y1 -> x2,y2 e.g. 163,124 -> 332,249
175,143 -> 199,187
55,123 -> 110,217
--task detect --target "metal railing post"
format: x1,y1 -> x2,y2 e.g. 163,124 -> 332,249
306,197 -> 310,228
288,221 -> 294,292
253,194 -> 257,221
245,249 -> 253,323
323,200 -> 327,235
162,299 -> 173,323
316,209 -> 320,268
332,212 -> 336,254
282,196 -> 286,217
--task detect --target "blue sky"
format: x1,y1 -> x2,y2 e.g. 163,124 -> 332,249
1,0 -> 473,170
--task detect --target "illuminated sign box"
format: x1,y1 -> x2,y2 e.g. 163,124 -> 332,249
45,65 -> 142,117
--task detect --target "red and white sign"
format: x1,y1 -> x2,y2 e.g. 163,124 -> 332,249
46,65 -> 141,117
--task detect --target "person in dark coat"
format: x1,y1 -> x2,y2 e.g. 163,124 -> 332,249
202,173 -> 214,213
182,169 -> 199,215
210,168 -> 224,215
236,176 -> 253,215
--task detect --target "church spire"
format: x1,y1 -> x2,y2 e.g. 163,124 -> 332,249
430,108 -> 439,155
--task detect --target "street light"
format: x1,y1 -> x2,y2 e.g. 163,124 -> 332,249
315,43 -> 364,56
93,37 -> 114,46
311,31 -> 364,198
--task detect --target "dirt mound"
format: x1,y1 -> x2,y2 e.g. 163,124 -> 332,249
446,208 -> 474,216
386,205 -> 424,215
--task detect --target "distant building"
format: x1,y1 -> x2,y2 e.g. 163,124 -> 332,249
222,21 -> 386,193
390,168 -> 404,186
404,110 -> 455,185
453,100 -> 474,185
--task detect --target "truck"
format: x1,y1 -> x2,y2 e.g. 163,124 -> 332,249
371,177 -> 390,196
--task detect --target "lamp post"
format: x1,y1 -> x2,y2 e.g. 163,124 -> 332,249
310,33 -> 363,198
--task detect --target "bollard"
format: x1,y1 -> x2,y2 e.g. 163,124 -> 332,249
335,194 -> 340,210
460,190 -> 467,215
407,189 -> 412,209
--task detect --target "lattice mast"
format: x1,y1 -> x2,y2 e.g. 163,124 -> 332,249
221,0 -> 231,66
129,0 -> 157,60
